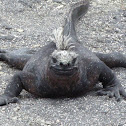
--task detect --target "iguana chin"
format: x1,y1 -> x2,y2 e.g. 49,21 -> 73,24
0,0 -> 126,106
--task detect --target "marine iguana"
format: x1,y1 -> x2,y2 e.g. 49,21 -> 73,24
0,0 -> 126,106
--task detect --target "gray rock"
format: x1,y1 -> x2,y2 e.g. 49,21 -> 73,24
0,35 -> 14,40
1,23 -> 12,30
123,10 -> 126,17
52,0 -> 63,3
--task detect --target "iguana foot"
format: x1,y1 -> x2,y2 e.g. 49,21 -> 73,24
0,94 -> 18,106
97,84 -> 126,101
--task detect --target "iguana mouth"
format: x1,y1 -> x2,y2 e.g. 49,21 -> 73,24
50,66 -> 78,76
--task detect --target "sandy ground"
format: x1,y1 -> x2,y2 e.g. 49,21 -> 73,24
0,0 -> 126,125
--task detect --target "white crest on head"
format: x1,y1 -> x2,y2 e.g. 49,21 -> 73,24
51,27 -> 64,49
50,27 -> 73,50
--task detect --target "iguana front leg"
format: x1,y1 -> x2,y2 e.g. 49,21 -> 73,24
0,72 -> 39,106
0,49 -> 35,70
98,63 -> 126,101
95,52 -> 126,68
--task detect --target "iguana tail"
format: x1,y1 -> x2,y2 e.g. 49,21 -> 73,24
52,1 -> 89,50
63,0 -> 89,41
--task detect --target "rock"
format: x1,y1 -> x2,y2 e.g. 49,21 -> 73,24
0,66 -> 2,70
18,0 -> 41,8
52,0 -> 63,3
123,10 -> 126,17
0,35 -> 15,40
13,106 -> 20,112
1,23 -> 12,30
16,29 -> 24,33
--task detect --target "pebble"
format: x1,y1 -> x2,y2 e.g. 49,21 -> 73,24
12,116 -> 18,120
1,23 -> 12,30
123,10 -> 126,17
0,72 -> 4,74
0,66 -> 2,70
13,106 -> 20,112
52,0 -> 63,3
16,29 -> 24,33
0,35 -> 15,40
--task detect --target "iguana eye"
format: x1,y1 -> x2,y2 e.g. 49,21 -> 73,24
52,58 -> 57,63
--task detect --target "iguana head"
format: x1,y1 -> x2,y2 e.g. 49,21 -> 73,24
49,50 -> 79,76
49,27 -> 79,76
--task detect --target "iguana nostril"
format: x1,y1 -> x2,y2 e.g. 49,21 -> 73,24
68,63 -> 70,67
59,62 -> 70,67
60,62 -> 64,67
